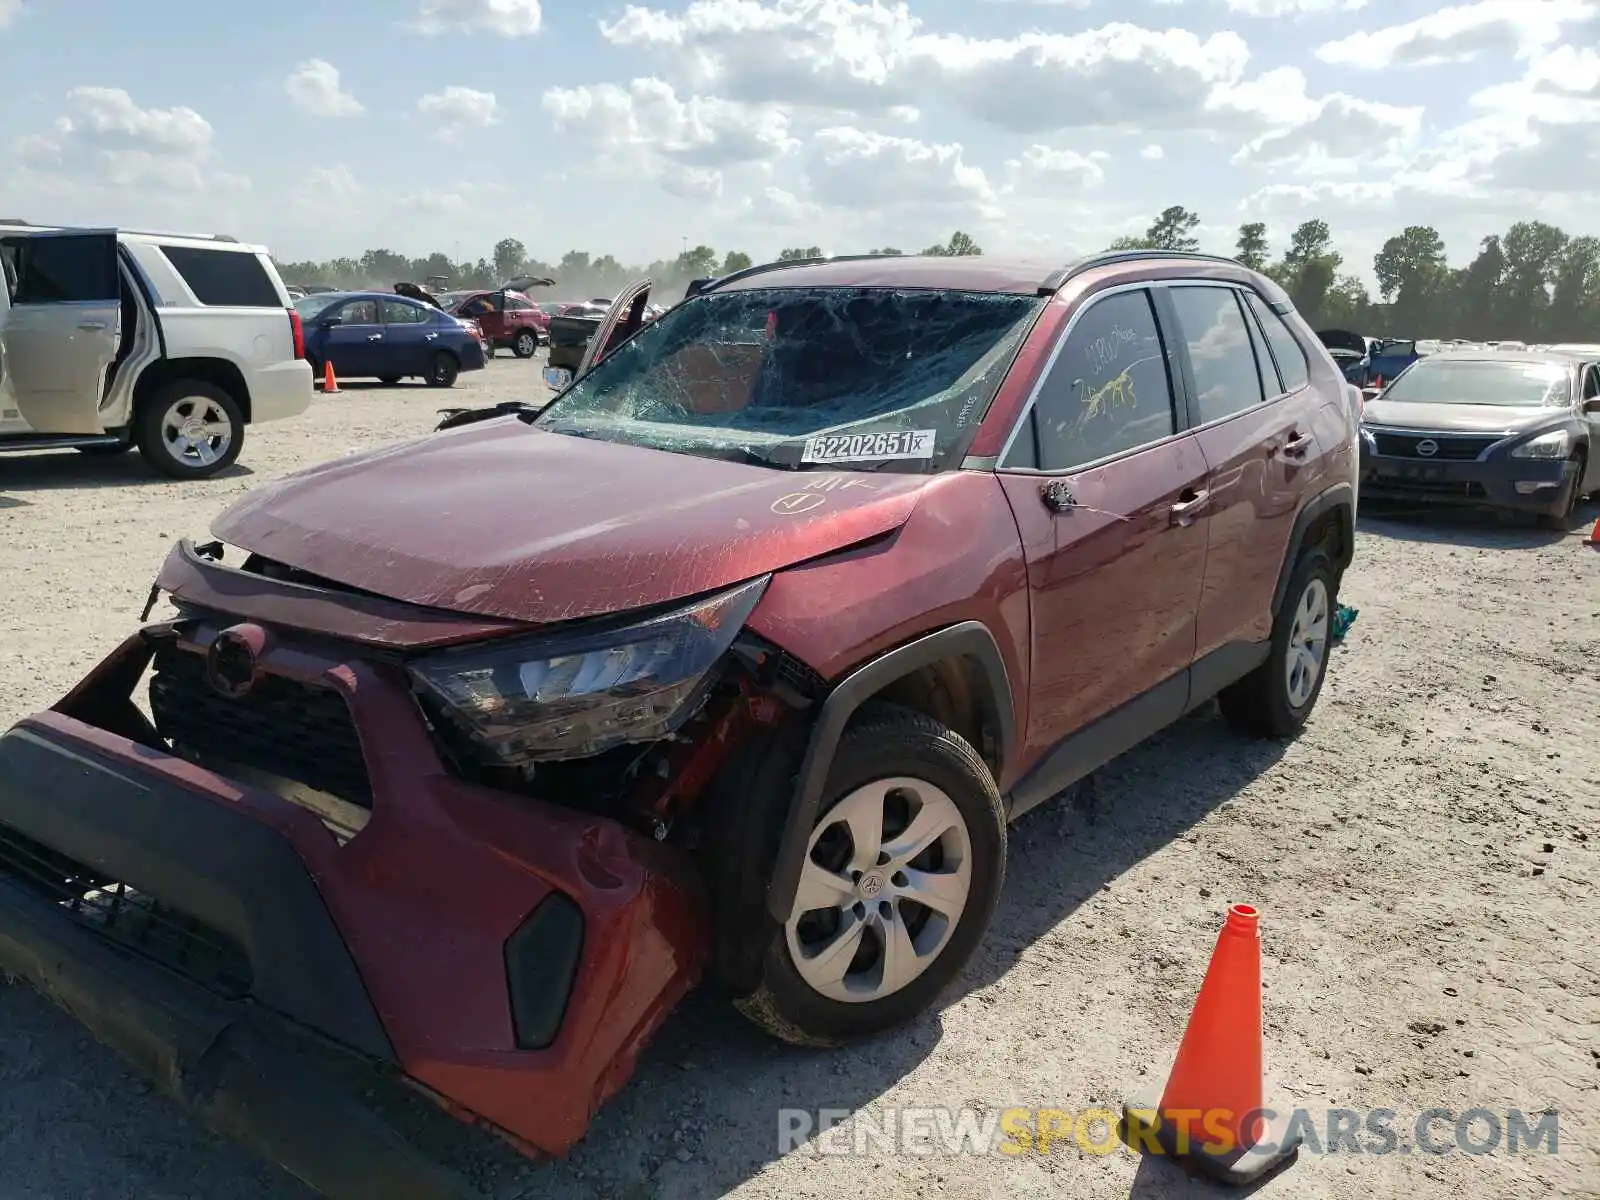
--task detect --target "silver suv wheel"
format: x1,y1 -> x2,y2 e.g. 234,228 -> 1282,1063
784,776 -> 973,1004
159,394 -> 234,468
1285,577 -> 1330,709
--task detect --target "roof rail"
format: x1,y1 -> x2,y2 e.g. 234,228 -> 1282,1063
1039,249 -> 1243,292
119,227 -> 240,242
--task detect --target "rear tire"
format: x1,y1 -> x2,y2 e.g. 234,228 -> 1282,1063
512,330 -> 539,358
722,707 -> 1006,1047
1219,550 -> 1336,739
134,380 -> 244,480
426,352 -> 459,388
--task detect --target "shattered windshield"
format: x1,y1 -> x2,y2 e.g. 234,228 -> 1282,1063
533,286 -> 1044,471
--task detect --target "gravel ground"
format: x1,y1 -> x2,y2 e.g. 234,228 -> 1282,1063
1,356 -> 1596,1199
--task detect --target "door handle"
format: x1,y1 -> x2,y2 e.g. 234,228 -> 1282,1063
77,321 -> 108,332
367,334 -> 383,341
424,332 -> 439,340
1278,431 -> 1313,460
1169,488 -> 1210,526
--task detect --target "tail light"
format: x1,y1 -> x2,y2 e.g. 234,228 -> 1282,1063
287,308 -> 305,359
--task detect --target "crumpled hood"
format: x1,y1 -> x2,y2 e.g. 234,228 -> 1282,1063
212,419 -> 931,625
1363,400 -> 1564,435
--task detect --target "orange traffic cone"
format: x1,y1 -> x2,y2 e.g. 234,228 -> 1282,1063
321,360 -> 340,394
1122,905 -> 1301,1185
1586,514 -> 1600,548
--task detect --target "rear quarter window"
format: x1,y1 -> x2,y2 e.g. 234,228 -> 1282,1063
159,246 -> 282,307
1245,292 -> 1310,392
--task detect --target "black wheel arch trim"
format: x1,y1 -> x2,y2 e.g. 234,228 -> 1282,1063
763,621 -> 1014,922
1271,482 -> 1354,617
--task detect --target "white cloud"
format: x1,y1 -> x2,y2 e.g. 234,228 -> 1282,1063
601,2 -> 1275,138
408,0 -> 541,36
1234,94 -> 1422,171
1141,144 -> 1165,160
284,60 -> 364,118
1316,1 -> 1592,69
804,126 -> 998,217
11,87 -> 245,194
1004,144 -> 1107,188
1224,0 -> 1365,14
542,78 -> 797,172
0,0 -> 21,28
416,86 -> 499,138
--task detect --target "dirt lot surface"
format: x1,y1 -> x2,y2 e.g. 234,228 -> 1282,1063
1,356 -> 1596,1200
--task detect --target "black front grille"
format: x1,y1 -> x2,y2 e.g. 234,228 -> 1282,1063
149,642 -> 372,808
1371,432 -> 1498,460
1368,474 -> 1487,499
0,822 -> 253,997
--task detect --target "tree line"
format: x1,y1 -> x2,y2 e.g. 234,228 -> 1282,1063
275,214 -> 1597,343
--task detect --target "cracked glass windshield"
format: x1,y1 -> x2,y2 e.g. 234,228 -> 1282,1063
534,286 -> 1044,471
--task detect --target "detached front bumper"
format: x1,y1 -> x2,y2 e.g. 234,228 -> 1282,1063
0,618 -> 709,1193
1359,439 -> 1574,515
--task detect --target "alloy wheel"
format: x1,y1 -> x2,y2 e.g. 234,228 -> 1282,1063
785,776 -> 972,1004
1285,577 -> 1330,709
160,396 -> 233,468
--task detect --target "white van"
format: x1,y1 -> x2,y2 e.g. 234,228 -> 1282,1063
0,222 -> 313,479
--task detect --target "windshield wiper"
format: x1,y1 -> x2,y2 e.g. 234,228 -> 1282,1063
434,401 -> 541,431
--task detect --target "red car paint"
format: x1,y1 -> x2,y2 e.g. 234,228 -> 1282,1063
212,423 -> 932,625
451,289 -> 546,352
0,250 -> 1358,1187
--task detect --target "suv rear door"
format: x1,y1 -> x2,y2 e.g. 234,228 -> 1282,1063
0,230 -> 121,434
995,284 -> 1209,808
1168,283 -> 1323,669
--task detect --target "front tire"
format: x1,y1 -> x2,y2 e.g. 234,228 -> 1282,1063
512,330 -> 539,358
1539,452 -> 1585,530
1219,551 -> 1336,738
731,707 -> 1006,1047
426,352 -> 459,388
133,381 -> 244,480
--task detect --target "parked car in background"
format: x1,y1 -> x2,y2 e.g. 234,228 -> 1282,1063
295,290 -> 486,387
451,288 -> 548,357
0,221 -> 311,478
1360,348 -> 1598,528
0,249 -> 1357,1195
1548,343 -> 1600,357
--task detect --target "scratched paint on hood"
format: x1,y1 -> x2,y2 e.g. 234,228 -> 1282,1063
211,419 -> 932,625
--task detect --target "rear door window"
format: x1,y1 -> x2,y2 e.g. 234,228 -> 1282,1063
381,298 -> 429,324
1168,286 -> 1265,424
1008,288 -> 1177,471
336,299 -> 379,325
160,246 -> 282,307
1245,292 -> 1310,392
7,233 -> 120,303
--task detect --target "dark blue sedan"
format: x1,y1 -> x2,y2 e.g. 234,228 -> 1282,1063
294,291 -> 488,387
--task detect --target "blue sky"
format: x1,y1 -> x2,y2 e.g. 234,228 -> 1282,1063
0,0 -> 1594,287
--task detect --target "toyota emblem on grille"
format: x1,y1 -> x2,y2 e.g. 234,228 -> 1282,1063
1415,439 -> 1439,457
206,628 -> 262,699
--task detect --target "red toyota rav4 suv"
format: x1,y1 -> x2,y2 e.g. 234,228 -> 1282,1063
0,251 -> 1357,1195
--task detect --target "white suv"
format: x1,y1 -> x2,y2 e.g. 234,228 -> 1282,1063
0,223 -> 313,479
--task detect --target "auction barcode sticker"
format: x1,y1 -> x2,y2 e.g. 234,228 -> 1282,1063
801,429 -> 937,463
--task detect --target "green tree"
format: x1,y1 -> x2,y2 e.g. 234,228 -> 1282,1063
777,246 -> 823,261
1234,222 -> 1269,271
676,244 -> 719,279
1552,236 -> 1600,342
721,250 -> 753,273
869,247 -> 904,255
493,238 -> 526,281
1501,220 -> 1569,339
1145,206 -> 1201,252
1107,235 -> 1154,250
921,231 -> 983,256
1373,225 -> 1450,332
1275,219 -> 1342,327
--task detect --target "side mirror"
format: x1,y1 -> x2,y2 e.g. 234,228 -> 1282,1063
319,316 -> 342,328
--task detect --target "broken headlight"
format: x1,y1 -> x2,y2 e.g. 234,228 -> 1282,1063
408,576 -> 768,765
